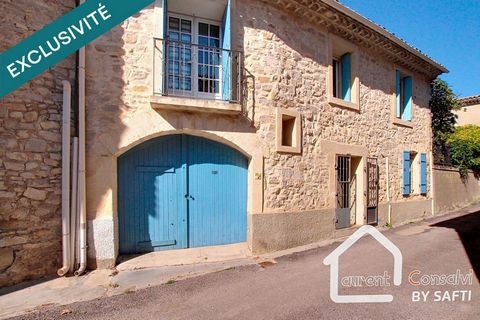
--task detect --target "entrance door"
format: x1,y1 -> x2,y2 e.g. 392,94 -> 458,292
336,156 -> 357,229
118,134 -> 248,254
366,157 -> 379,225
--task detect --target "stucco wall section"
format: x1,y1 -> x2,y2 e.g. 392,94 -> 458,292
0,0 -> 76,287
434,167 -> 480,214
454,104 -> 480,126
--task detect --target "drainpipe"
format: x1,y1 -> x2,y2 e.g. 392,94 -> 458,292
386,157 -> 391,225
75,0 -> 87,276
70,137 -> 79,271
57,81 -> 71,277
430,151 -> 435,216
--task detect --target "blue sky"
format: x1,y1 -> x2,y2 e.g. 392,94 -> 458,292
341,0 -> 480,97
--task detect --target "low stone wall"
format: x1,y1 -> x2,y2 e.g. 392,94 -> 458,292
434,166 -> 480,214
0,0 -> 75,287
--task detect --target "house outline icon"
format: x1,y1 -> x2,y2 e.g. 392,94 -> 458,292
323,225 -> 403,303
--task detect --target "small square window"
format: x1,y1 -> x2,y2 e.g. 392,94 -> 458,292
276,108 -> 301,154
281,115 -> 296,147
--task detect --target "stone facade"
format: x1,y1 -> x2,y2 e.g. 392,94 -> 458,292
0,0 -> 75,287
82,0 -> 441,266
1,0 -> 445,284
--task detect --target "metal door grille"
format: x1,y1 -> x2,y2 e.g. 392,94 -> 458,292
336,156 -> 351,209
336,156 -> 354,229
366,157 -> 379,225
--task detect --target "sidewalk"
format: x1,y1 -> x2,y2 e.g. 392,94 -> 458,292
1,204 -> 479,319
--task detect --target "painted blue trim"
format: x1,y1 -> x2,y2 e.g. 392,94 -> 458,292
160,0 -> 168,95
221,0 -> 232,101
341,53 -> 351,102
402,76 -> 412,121
403,151 -> 411,196
396,70 -> 401,118
420,153 -> 427,194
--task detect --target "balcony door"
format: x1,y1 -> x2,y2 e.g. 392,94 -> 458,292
167,14 -> 222,100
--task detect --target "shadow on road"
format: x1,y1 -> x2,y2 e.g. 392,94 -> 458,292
431,212 -> 480,280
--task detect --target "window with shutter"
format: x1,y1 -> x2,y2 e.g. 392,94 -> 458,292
420,153 -> 427,194
395,70 -> 413,122
403,151 -> 411,196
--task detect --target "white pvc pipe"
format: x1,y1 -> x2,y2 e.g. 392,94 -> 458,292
75,0 -> 87,275
58,81 -> 71,277
386,157 -> 391,225
75,41 -> 87,276
70,138 -> 79,271
430,151 -> 435,216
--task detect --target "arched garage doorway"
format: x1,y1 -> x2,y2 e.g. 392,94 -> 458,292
118,134 -> 248,254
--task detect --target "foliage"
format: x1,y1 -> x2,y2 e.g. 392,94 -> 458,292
430,79 -> 459,141
447,126 -> 480,176
430,79 -> 459,167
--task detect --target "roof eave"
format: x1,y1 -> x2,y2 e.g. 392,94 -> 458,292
324,0 -> 448,74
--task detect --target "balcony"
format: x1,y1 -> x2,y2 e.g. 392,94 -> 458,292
152,38 -> 244,115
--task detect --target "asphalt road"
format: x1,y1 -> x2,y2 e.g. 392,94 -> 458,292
10,209 -> 480,320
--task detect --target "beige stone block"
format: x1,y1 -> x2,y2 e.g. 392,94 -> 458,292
23,111 -> 38,122
0,191 -> 15,198
4,162 -> 25,171
6,152 -> 28,161
23,187 -> 47,201
0,248 -> 14,272
40,121 -> 60,130
25,139 -> 48,152
0,236 -> 27,247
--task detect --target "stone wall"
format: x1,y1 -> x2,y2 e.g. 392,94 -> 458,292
237,0 -> 433,212
434,166 -> 480,214
0,0 -> 75,287
83,0 -> 436,263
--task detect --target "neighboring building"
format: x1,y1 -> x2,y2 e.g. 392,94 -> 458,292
1,0 -> 448,286
0,0 -> 76,286
455,95 -> 480,126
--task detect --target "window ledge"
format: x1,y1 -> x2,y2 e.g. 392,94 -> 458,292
150,95 -> 242,115
328,96 -> 360,112
276,145 -> 301,154
392,117 -> 414,128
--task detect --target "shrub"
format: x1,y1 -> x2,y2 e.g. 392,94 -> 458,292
447,125 -> 480,176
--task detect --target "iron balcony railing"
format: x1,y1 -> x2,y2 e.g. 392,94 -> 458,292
153,38 -> 243,104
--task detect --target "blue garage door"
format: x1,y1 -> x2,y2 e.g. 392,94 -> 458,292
118,134 -> 248,254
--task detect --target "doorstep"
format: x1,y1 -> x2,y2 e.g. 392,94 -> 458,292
116,242 -> 250,271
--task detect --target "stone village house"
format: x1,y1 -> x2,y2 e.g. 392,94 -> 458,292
0,0 -> 447,286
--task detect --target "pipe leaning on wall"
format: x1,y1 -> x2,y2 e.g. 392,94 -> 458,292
57,81 -> 72,277
70,138 -> 79,271
75,31 -> 87,276
386,157 -> 391,225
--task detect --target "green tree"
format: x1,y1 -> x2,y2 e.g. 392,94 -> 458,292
447,126 -> 480,176
430,79 -> 459,165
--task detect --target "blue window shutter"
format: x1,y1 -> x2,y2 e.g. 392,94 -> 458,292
221,0 -> 232,101
341,53 -> 351,101
402,76 -> 412,121
396,70 -> 401,118
162,0 -> 167,39
403,151 -> 411,196
420,153 -> 427,194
